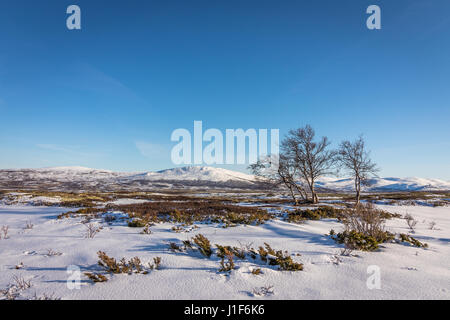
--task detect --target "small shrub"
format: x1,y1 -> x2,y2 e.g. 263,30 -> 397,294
12,275 -> 32,290
1,225 -> 9,239
128,257 -> 143,273
171,226 -> 184,233
0,286 -> 20,300
432,201 -> 447,207
127,219 -> 147,228
169,242 -> 182,252
192,234 -> 212,258
341,203 -> 388,239
24,220 -> 34,230
148,257 -> 162,270
97,251 -> 121,273
257,243 -> 275,262
108,200 -> 273,226
288,206 -> 345,223
219,252 -> 235,273
45,249 -> 62,257
398,234 -> 428,248
339,247 -> 354,256
251,268 -> 262,275
182,239 -> 193,249
329,229 -> 394,251
97,251 -> 150,274
170,209 -> 193,225
404,213 -> 418,233
84,272 -> 108,283
258,243 -> 303,271
270,253 -> 303,271
252,285 -> 274,297
429,221 -> 436,230
84,223 -> 101,238
216,244 -> 246,260
140,224 -> 152,234
103,215 -> 117,223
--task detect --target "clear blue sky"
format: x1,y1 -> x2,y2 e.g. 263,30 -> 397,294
0,0 -> 449,179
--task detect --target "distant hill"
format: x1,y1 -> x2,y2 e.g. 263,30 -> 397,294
1,166 -> 449,192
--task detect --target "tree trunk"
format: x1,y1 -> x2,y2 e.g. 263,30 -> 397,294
288,185 -> 298,206
355,176 -> 361,204
294,184 -> 307,202
310,182 -> 318,204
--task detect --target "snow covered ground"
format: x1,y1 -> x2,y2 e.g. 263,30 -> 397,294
1,203 -> 449,300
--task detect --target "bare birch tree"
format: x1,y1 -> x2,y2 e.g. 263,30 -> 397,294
249,154 -> 308,205
337,136 -> 378,203
282,125 -> 336,204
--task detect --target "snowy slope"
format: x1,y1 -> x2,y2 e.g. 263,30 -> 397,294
131,166 -> 256,183
317,176 -> 450,192
0,204 -> 449,299
0,166 -> 260,191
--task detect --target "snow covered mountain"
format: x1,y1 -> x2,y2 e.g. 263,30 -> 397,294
0,166 -> 260,191
0,166 -> 449,192
130,166 -> 256,183
317,176 -> 450,192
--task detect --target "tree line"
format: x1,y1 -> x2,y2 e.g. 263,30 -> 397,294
249,125 -> 378,204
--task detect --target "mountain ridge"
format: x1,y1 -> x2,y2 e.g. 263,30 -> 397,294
1,166 -> 449,192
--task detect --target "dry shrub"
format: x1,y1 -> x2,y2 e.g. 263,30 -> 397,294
140,224 -> 152,234
97,251 -> 159,275
58,207 -> 106,219
98,251 -> 137,274
171,226 -> 184,233
398,234 -> 428,248
1,225 -> 9,239
168,242 -> 182,252
251,268 -> 262,275
45,249 -> 62,257
24,220 -> 34,230
97,251 -> 121,273
192,234 -> 212,258
13,275 -> 32,290
341,203 -> 388,239
288,206 -> 345,223
127,219 -> 147,228
429,221 -> 437,230
84,223 -> 102,238
257,243 -> 303,271
84,272 -> 108,283
215,246 -> 236,272
182,239 -> 193,249
148,257 -> 162,270
219,253 -> 235,272
103,215 -> 117,223
216,244 -> 246,260
404,213 -> 418,233
107,200 -> 273,226
252,285 -> 274,296
329,203 -> 428,251
329,203 -> 395,251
